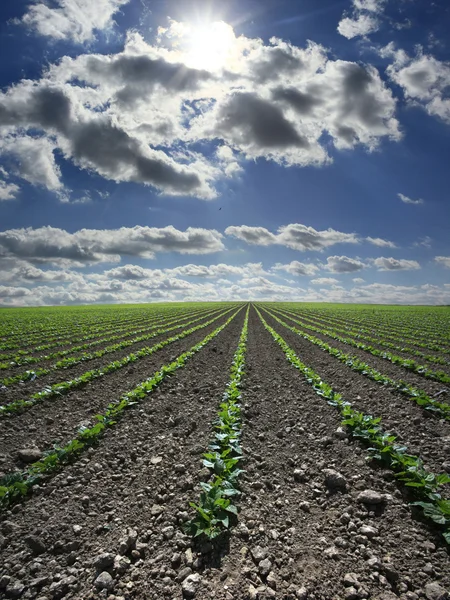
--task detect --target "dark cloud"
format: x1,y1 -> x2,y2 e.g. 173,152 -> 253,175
216,92 -> 309,149
272,87 -> 320,115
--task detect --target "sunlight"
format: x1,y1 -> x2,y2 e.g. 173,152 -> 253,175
185,21 -> 236,71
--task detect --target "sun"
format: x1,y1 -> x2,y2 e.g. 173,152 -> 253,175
184,21 -> 236,71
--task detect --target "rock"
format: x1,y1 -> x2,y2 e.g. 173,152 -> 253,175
25,535 -> 46,555
2,521 -> 20,535
324,546 -> 339,559
296,587 -> 308,599
72,525 -> 82,535
323,468 -> 347,491
17,447 -> 42,463
176,567 -> 192,583
259,558 -> 272,577
94,571 -> 114,592
175,464 -> 186,473
251,546 -> 268,563
248,584 -> 258,600
114,555 -> 130,575
151,504 -> 164,516
150,456 -> 162,465
5,582 -> 25,598
359,525 -> 378,539
299,501 -> 310,513
357,490 -> 386,505
345,587 -> 359,600
93,553 -> 114,571
181,573 -> 201,598
425,582 -> 449,600
344,573 -> 360,587
294,469 -> 307,482
48,575 -> 76,598
267,573 -> 277,590
335,427 -> 348,439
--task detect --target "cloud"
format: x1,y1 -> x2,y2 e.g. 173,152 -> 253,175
0,135 -> 65,197
366,236 -> 397,248
0,225 -> 225,266
225,223 -> 360,251
435,256 -> 450,269
0,21 -> 401,198
337,0 -> 386,39
338,14 -> 380,39
311,277 -> 339,285
0,179 -> 20,201
373,257 -> 421,270
324,255 -> 366,273
383,45 -> 450,125
272,261 -> 320,276
398,193 -> 424,205
18,0 -> 130,43
352,277 -> 365,283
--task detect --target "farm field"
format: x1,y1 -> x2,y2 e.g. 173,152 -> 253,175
0,302 -> 450,600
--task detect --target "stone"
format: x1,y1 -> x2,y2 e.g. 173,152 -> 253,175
344,573 -> 360,587
25,535 -> 46,555
150,456 -> 162,465
345,587 -> 359,600
335,427 -> 348,440
151,504 -> 164,516
114,555 -> 130,575
359,525 -> 378,539
258,558 -> 272,577
324,546 -> 340,559
176,567 -> 192,583
296,587 -> 308,599
181,573 -> 201,598
357,490 -> 386,505
323,468 -> 347,491
5,582 -> 25,598
94,572 -> 114,592
425,582 -> 449,600
251,546 -> 268,563
294,469 -> 307,482
93,553 -> 114,571
175,464 -> 186,473
48,575 -> 76,598
17,447 -> 42,463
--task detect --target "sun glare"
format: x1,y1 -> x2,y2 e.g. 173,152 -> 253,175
185,21 -> 236,71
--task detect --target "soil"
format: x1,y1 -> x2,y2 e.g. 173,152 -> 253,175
0,305 -> 449,600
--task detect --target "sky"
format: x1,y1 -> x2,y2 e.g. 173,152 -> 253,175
0,0 -> 449,306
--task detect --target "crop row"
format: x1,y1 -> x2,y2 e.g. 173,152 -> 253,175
0,305 -> 221,371
288,306 -> 450,352
279,308 -> 449,367
0,306 -> 228,386
186,306 -> 249,540
0,307 -> 243,509
260,307 -> 450,421
255,307 -> 450,545
0,307 -> 235,418
0,305 -> 216,353
270,306 -> 450,385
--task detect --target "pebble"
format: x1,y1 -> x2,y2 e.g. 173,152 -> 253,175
258,558 -> 272,577
17,447 -> 42,463
181,573 -> 201,598
25,535 -> 46,555
94,571 -> 114,591
357,490 -> 386,505
323,468 -> 347,490
93,553 -> 114,571
424,582 -> 449,600
251,546 -> 269,563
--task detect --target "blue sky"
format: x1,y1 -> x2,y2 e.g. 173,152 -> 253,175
0,0 -> 449,305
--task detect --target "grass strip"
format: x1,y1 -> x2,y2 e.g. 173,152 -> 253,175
256,307 -> 450,545
185,306 -> 249,540
0,307 -> 243,510
0,307 -> 235,418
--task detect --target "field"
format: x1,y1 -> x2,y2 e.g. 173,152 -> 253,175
0,302 -> 450,600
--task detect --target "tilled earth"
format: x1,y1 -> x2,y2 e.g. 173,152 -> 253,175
0,305 -> 449,600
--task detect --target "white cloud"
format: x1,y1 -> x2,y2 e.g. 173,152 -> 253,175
337,0 -> 386,39
0,23 -> 401,198
0,135 -> 65,197
384,46 -> 450,125
19,0 -> 130,43
311,277 -> 339,285
352,277 -> 365,283
338,14 -> 380,39
366,236 -> 397,248
272,261 -> 320,276
0,179 -> 20,201
373,257 -> 421,270
0,225 -> 225,267
398,193 -> 424,205
324,255 -> 366,273
435,256 -> 450,269
225,223 -> 360,251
